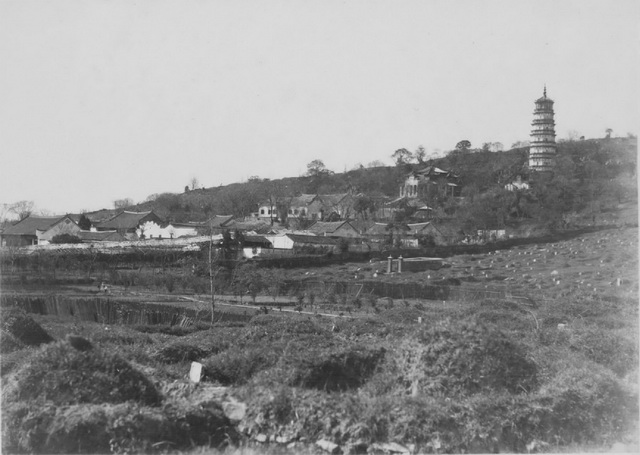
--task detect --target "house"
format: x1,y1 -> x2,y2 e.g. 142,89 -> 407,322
0,215 -> 81,247
306,220 -> 360,238
225,219 -> 272,235
405,222 -> 446,246
166,222 -> 207,238
400,166 -> 460,199
95,211 -> 164,239
241,235 -> 272,259
259,193 -> 356,222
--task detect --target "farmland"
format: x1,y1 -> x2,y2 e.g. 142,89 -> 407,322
1,226 -> 638,454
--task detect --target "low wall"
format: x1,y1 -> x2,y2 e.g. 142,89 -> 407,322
0,294 -> 251,326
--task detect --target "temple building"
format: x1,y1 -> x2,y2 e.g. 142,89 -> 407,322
529,86 -> 557,172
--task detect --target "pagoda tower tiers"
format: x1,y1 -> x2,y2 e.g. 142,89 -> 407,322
529,86 -> 557,172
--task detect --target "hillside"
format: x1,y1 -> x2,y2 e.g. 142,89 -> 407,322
85,137 -> 637,230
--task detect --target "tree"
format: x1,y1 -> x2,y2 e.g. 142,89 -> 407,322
190,177 -> 200,190
414,145 -> 427,164
392,148 -> 413,165
455,140 -> 471,151
306,159 -> 331,177
8,200 -> 34,220
113,198 -> 133,210
605,128 -> 613,139
353,195 -> 376,220
77,214 -> 92,230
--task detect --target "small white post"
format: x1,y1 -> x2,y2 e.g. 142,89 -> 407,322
190,361 -> 203,383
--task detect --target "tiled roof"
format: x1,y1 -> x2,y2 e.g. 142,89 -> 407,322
407,222 -> 435,235
226,220 -> 271,234
290,194 -> 319,206
286,234 -> 340,245
307,221 -> 353,234
1,216 -> 70,236
208,215 -> 234,227
96,211 -> 162,230
318,193 -> 348,205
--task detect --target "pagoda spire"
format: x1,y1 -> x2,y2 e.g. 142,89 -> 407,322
543,84 -> 547,98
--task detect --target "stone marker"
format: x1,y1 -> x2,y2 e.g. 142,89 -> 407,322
190,361 -> 203,383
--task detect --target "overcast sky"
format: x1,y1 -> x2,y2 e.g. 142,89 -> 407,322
1,0 -> 638,215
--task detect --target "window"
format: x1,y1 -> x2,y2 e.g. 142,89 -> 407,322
260,209 -> 265,215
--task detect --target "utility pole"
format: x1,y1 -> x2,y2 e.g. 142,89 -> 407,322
209,228 -> 215,326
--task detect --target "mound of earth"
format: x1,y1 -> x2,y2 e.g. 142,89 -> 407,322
2,338 -> 161,406
2,399 -> 235,454
408,320 -> 538,395
1,308 -> 54,346
275,337 -> 386,391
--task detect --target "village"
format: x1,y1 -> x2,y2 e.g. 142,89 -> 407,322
1,2 -> 638,451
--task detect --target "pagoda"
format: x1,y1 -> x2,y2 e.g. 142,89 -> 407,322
529,86 -> 557,172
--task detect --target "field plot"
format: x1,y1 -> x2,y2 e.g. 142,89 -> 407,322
1,227 -> 638,454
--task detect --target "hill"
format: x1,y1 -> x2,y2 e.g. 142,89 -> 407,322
84,137 -> 637,230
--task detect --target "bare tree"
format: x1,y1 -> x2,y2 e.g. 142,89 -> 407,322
9,200 -> 35,220
113,198 -> 134,210
190,177 -> 200,191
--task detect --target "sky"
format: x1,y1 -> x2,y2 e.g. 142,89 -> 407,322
1,0 -> 638,215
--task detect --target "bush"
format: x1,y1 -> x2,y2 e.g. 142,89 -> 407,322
1,307 -> 54,346
568,326 -> 638,376
396,320 -> 538,396
154,343 -> 208,364
2,340 -> 161,406
204,343 -> 284,385
50,233 -> 82,244
276,338 -> 386,391
0,328 -> 25,353
2,400 -> 235,454
538,362 -> 638,444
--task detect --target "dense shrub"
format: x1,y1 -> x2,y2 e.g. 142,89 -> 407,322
2,340 -> 161,406
472,309 -> 532,332
567,326 -> 638,376
2,400 -> 235,454
538,362 -> 638,445
396,320 -> 538,396
276,338 -> 386,391
1,307 -> 54,346
154,343 -> 208,364
203,343 -> 284,385
0,328 -> 25,353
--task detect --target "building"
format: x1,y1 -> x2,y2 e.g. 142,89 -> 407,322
399,166 -> 460,199
505,175 -> 530,192
529,86 -> 557,172
241,235 -> 273,259
0,215 -> 81,246
95,211 -> 164,239
306,220 -> 360,238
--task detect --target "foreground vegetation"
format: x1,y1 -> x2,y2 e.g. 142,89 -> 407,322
1,230 -> 638,454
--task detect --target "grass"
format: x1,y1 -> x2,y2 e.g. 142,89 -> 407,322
1,227 -> 637,453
